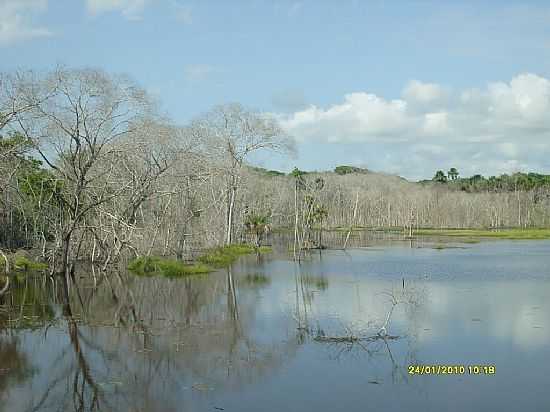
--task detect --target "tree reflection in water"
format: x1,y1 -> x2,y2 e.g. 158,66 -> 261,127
0,253 -> 425,411
0,266 -> 303,411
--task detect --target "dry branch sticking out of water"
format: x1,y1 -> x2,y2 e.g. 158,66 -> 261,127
313,333 -> 399,343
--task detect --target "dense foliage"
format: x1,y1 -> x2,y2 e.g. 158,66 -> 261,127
426,169 -> 550,193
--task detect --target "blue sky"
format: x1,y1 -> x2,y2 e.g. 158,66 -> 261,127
2,0 -> 550,179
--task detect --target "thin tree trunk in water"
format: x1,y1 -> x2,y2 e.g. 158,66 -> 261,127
0,275 -> 9,296
517,190 -> 521,228
227,268 -> 238,321
0,248 -> 9,296
61,232 -> 72,305
226,184 -> 236,246
293,180 -> 299,261
344,192 -> 359,250
0,249 -> 10,274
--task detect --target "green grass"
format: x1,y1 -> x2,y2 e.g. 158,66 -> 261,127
14,256 -> 48,271
129,244 -> 272,278
415,228 -> 550,240
460,239 -> 481,244
198,244 -> 271,268
0,254 -> 48,273
128,256 -> 212,278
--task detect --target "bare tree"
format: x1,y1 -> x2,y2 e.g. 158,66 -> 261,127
13,67 -> 162,301
190,103 -> 293,245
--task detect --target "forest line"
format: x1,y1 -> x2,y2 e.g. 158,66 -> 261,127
1,67 -> 550,289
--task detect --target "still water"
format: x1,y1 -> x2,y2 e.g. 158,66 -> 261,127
1,237 -> 550,411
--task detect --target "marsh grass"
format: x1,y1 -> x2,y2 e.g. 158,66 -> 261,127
129,244 -> 272,278
198,244 -> 271,268
14,256 -> 48,271
0,254 -> 48,273
128,256 -> 211,278
416,228 -> 550,240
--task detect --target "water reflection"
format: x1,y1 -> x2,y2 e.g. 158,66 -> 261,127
0,337 -> 36,412
0,239 -> 549,411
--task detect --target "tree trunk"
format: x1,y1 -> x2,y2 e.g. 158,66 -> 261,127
0,249 -> 10,274
0,248 -> 9,296
226,184 -> 236,246
344,192 -> 359,250
61,231 -> 72,304
293,181 -> 299,260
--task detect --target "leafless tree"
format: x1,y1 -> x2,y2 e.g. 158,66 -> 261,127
12,67 -> 166,301
190,103 -> 293,245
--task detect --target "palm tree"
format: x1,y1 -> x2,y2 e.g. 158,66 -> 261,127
244,213 -> 271,248
433,170 -> 448,183
448,167 -> 459,180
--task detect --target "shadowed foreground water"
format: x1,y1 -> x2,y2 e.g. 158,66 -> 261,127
1,238 -> 550,411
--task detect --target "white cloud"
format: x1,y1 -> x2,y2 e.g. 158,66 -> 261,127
282,93 -> 412,143
403,80 -> 447,105
0,0 -> 52,46
279,73 -> 550,178
86,0 -> 148,20
423,111 -> 450,136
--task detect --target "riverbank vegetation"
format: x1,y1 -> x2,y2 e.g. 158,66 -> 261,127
2,66 -> 550,296
415,228 -> 550,240
128,244 -> 270,277
128,256 -> 211,277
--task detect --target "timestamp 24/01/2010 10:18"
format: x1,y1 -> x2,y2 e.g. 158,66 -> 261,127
408,365 -> 496,375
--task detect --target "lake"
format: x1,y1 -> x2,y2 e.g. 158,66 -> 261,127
1,236 -> 550,411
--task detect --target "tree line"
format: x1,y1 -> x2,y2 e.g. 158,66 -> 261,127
1,67 -> 550,292
427,168 -> 550,193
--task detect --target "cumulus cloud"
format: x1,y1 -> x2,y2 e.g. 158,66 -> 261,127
279,73 -> 550,178
0,0 -> 52,46
403,80 -> 447,105
86,0 -> 148,20
282,93 -> 412,143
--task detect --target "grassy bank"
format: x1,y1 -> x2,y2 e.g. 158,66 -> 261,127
197,244 -> 271,268
0,253 -> 48,274
128,244 -> 272,278
414,228 -> 550,240
128,256 -> 212,277
284,226 -> 550,240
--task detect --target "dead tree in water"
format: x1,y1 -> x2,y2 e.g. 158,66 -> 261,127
190,103 -> 293,246
343,191 -> 359,250
13,68 -> 163,302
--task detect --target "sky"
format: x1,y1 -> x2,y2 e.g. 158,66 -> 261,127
2,0 -> 550,180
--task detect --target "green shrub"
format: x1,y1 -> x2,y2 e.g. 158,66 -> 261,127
129,244 -> 272,278
14,255 -> 48,271
128,256 -> 212,278
198,244 -> 262,268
